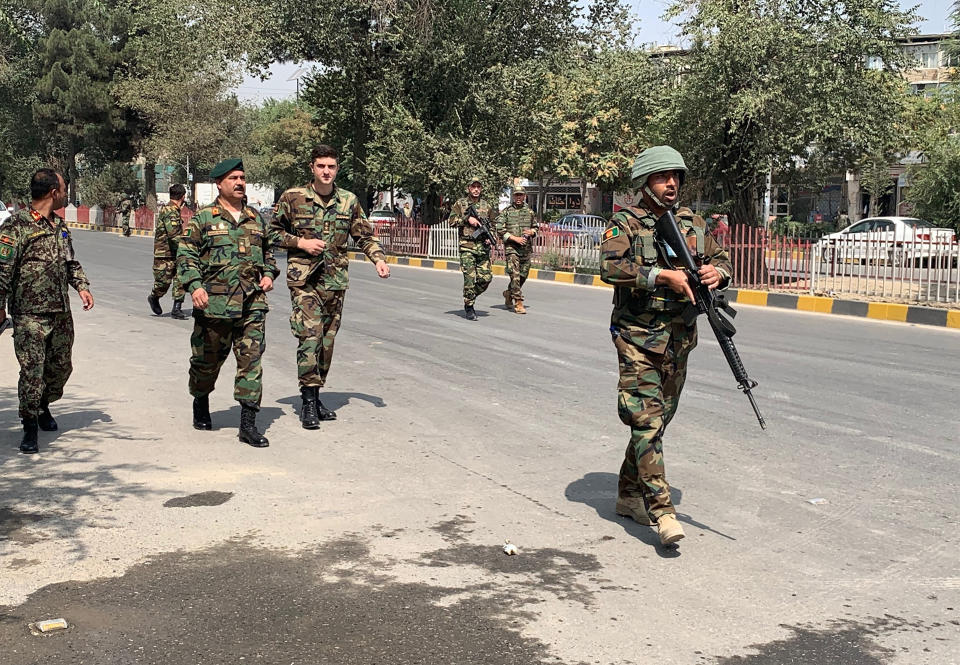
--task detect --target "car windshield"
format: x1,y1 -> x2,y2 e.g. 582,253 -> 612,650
899,218 -> 933,229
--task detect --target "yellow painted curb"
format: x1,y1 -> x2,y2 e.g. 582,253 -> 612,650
435,260 -> 448,270
947,310 -> 960,329
867,302 -> 908,322
408,257 -> 422,267
553,272 -> 575,284
797,295 -> 834,313
736,290 -> 768,307
529,268 -> 539,280
492,265 -> 506,276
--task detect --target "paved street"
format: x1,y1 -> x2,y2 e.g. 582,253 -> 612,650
1,229 -> 957,664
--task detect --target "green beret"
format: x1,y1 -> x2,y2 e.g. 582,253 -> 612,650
210,158 -> 244,180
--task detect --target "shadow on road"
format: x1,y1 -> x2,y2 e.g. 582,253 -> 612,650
207,404 -> 285,433
443,309 -> 491,319
276,391 -> 386,418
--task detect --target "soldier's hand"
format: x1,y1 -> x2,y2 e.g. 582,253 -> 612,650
192,287 -> 209,310
699,264 -> 721,290
522,229 -> 536,237
657,269 -> 696,304
467,216 -> 480,227
298,237 -> 326,256
375,260 -> 390,279
79,290 -> 94,311
260,276 -> 274,292
512,235 -> 528,246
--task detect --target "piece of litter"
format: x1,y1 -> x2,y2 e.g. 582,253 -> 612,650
502,542 -> 519,556
36,618 -> 68,633
806,498 -> 828,505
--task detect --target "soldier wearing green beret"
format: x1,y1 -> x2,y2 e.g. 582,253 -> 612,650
600,146 -> 733,547
495,185 -> 538,314
177,158 -> 280,447
271,144 -> 390,429
449,176 -> 495,321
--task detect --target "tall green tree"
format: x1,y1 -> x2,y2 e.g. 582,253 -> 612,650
244,99 -> 326,193
662,0 -> 916,225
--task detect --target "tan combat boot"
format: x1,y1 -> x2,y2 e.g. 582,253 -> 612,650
615,497 -> 653,525
503,289 -> 513,309
656,513 -> 685,545
514,299 -> 527,315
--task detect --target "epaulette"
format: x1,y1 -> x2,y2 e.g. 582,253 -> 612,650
211,207 -> 220,216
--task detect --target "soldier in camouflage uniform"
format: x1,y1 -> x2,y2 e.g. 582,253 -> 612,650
449,176 -> 495,320
495,185 -> 538,314
600,146 -> 732,546
148,183 -> 187,319
271,144 -> 390,429
0,168 -> 95,454
118,197 -> 132,236
177,158 -> 279,447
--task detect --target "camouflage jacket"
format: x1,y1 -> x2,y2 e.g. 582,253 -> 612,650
495,204 -> 538,254
154,203 -> 184,259
0,209 -> 90,315
271,184 -> 384,290
449,197 -> 494,251
600,204 -> 732,354
177,199 -> 279,319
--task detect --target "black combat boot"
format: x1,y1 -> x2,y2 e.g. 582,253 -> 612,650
170,299 -> 187,320
37,403 -> 58,431
192,395 -> 212,430
316,389 -> 337,421
147,294 -> 162,316
300,386 -> 320,429
20,418 -> 39,454
464,304 -> 478,321
238,401 -> 269,447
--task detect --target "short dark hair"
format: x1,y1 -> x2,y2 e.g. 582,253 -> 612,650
169,183 -> 186,200
310,144 -> 338,163
30,168 -> 61,201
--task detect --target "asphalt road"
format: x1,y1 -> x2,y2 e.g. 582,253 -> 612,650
1,230 -> 957,664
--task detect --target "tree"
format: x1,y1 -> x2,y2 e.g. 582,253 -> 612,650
244,99 -> 326,194
32,0 -> 135,203
662,0 -> 917,225
904,92 -> 960,231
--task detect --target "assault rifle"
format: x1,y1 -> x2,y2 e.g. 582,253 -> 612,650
464,205 -> 498,247
655,210 -> 766,429
0,317 -> 10,336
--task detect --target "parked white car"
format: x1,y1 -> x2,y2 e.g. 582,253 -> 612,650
0,200 -> 11,227
816,217 -> 956,265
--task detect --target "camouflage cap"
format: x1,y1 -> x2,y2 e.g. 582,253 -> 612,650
210,158 -> 244,180
631,146 -> 686,185
466,175 -> 483,187
512,186 -> 526,195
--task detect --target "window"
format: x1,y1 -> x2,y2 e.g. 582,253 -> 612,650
846,222 -> 872,234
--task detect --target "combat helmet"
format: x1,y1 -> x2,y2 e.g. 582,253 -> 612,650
631,146 -> 686,209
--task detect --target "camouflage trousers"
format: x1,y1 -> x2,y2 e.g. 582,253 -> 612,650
505,250 -> 532,300
459,246 -> 492,306
150,258 -> 185,300
119,212 -> 131,236
12,312 -> 74,419
613,323 -> 696,519
289,285 -> 345,388
188,309 -> 266,404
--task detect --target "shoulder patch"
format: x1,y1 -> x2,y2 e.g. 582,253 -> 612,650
0,234 -> 14,245
603,227 -> 621,242
0,244 -> 12,261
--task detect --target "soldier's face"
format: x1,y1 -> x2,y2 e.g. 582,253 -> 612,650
467,183 -> 482,198
311,157 -> 338,185
512,193 -> 525,206
647,171 -> 680,207
217,171 -> 246,201
54,175 -> 67,208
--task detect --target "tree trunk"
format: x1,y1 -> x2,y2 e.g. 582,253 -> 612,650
144,159 -> 157,211
68,149 -> 78,204
580,177 -> 587,214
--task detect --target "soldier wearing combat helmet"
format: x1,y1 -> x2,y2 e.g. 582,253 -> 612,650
449,176 -> 495,320
599,146 -> 733,547
495,185 -> 538,314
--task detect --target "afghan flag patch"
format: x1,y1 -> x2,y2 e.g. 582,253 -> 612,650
602,226 -> 621,242
0,242 -> 13,262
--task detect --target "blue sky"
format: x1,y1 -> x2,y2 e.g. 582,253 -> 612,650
237,1 -> 956,101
